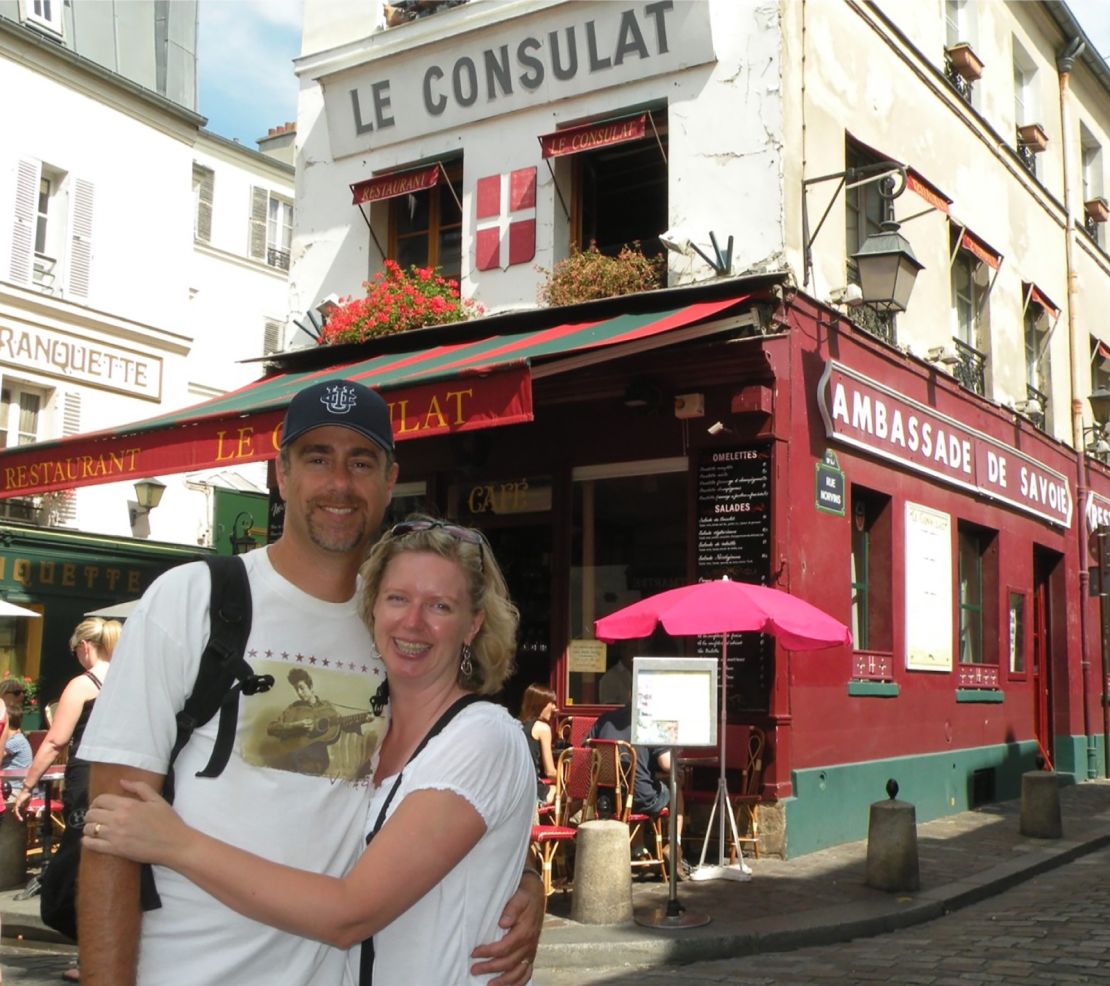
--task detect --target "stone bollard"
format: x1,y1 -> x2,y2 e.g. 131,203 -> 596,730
864,779 -> 919,893
1020,770 -> 1062,839
570,819 -> 633,925
0,806 -> 27,890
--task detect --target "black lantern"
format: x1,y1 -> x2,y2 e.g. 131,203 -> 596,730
230,512 -> 257,555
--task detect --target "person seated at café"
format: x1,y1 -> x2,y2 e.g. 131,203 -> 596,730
587,703 -> 686,875
0,679 -> 32,787
517,683 -> 558,804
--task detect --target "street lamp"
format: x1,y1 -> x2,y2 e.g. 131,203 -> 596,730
230,512 -> 257,555
803,162 -> 924,314
129,478 -> 166,525
1085,389 -> 1110,459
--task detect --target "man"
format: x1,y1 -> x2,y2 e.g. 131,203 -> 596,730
588,703 -> 685,873
78,379 -> 542,985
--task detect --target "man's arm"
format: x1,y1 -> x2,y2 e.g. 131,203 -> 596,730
78,762 -> 164,986
469,867 -> 544,986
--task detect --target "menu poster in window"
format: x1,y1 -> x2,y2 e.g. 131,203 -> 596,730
631,657 -> 718,748
904,501 -> 953,672
695,447 -> 773,720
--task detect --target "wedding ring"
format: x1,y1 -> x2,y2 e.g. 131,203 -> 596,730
94,822 -> 102,837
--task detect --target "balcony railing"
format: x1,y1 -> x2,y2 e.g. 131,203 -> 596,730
952,337 -> 986,396
267,247 -> 290,272
1016,141 -> 1037,176
1024,383 -> 1048,431
851,305 -> 896,347
944,58 -> 973,104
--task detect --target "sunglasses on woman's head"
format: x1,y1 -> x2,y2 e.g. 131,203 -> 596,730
386,520 -> 487,569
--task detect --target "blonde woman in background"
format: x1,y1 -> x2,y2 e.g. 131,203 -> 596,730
15,616 -> 121,981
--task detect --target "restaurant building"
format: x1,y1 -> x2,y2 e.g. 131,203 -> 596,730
8,0 -> 1110,855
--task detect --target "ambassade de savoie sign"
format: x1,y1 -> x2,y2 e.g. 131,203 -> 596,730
818,361 -> 1072,528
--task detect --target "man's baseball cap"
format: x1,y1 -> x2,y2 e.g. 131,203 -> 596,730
280,379 -> 395,454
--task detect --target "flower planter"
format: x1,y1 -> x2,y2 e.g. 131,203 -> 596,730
1086,198 -> 1110,224
946,42 -> 984,82
1017,123 -> 1048,154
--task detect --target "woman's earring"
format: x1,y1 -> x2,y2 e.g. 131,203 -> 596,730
460,643 -> 474,678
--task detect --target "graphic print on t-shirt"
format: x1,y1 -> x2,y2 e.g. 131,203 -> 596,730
239,647 -> 387,783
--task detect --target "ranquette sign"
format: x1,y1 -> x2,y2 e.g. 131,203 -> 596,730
321,0 -> 715,157
817,361 -> 1072,529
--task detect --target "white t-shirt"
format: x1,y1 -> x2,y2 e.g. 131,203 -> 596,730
80,547 -> 388,986
348,702 -> 535,986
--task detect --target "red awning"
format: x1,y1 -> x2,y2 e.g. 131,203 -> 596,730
954,224 -> 1003,270
1023,281 -> 1060,320
539,113 -> 648,159
350,164 -> 440,205
905,168 -> 952,215
0,295 -> 751,498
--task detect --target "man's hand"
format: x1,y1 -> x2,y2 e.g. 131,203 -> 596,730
470,868 -> 544,984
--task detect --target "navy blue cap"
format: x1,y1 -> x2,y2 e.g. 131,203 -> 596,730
280,379 -> 395,454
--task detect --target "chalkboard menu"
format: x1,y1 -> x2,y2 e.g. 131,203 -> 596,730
695,447 -> 773,721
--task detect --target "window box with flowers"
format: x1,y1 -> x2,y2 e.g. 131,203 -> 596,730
317,261 -> 482,346
538,243 -> 665,307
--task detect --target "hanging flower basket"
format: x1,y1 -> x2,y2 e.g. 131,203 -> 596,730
1016,123 -> 1048,154
946,42 -> 984,82
317,261 -> 482,346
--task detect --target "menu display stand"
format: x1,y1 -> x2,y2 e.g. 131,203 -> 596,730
630,657 -> 716,929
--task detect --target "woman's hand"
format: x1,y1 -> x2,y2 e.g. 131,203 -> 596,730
82,779 -> 189,866
12,787 -> 31,822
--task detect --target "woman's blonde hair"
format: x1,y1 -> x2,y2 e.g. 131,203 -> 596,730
69,617 -> 123,658
359,516 -> 518,696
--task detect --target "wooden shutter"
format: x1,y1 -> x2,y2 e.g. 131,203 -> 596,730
263,319 -> 283,355
9,158 -> 41,285
249,186 -> 268,261
67,178 -> 94,299
194,165 -> 214,242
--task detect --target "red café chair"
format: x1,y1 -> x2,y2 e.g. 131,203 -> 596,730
529,746 -> 599,896
588,738 -> 667,881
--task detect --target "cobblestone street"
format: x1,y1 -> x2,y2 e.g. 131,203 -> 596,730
536,846 -> 1110,985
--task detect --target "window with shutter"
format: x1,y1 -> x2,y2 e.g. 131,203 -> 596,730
193,164 -> 214,242
263,319 -> 283,355
67,178 -> 94,299
249,186 -> 268,261
9,158 -> 40,286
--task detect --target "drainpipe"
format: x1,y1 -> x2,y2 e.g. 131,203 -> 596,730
1058,37 -> 1096,779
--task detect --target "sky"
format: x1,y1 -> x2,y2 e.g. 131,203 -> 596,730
197,0 -> 304,145
194,0 -> 1110,150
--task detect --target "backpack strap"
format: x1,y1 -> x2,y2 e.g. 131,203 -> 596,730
141,554 -> 273,912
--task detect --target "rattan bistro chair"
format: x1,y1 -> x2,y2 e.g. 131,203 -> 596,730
529,745 -> 599,896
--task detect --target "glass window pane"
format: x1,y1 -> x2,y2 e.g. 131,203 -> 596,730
17,391 -> 39,445
395,234 -> 429,269
567,470 -> 687,705
1009,592 -> 1025,673
394,192 -> 430,236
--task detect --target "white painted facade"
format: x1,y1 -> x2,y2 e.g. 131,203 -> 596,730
293,0 -> 1110,452
0,7 -> 293,548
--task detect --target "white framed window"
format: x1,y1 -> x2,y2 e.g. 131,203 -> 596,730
20,0 -> 62,34
192,164 -> 214,243
951,250 -> 987,346
0,383 -> 45,449
1081,126 -> 1105,247
249,187 -> 292,271
945,0 -> 973,46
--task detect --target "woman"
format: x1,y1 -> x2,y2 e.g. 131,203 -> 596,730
517,684 -> 557,803
15,616 -> 121,982
84,519 -> 536,985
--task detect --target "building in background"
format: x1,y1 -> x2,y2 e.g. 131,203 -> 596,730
0,0 -> 290,699
8,0 -> 1110,855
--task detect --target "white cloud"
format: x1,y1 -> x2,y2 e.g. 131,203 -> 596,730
198,0 -> 303,142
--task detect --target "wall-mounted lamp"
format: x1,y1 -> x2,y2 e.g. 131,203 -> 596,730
659,228 -> 733,275
230,511 -> 257,555
926,345 -> 961,367
1085,389 -> 1110,459
803,161 -> 924,313
707,421 -> 734,436
130,478 -> 166,526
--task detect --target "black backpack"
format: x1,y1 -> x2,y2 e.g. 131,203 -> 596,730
139,554 -> 273,911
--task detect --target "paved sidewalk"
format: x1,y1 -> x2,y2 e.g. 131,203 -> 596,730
3,780 -> 1109,976
534,779 -> 1110,972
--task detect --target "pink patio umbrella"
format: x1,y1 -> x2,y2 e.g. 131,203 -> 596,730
595,577 -> 850,885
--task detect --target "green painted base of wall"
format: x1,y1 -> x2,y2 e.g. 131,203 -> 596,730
784,737 -> 1085,858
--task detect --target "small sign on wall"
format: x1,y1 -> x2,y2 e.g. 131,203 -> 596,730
568,639 -> 607,673
815,450 -> 845,516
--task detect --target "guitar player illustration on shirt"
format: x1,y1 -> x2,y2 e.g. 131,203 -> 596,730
262,668 -> 378,777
